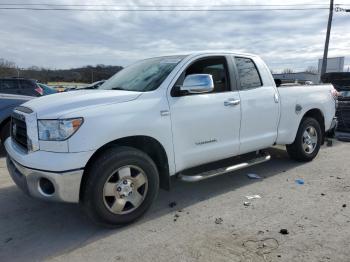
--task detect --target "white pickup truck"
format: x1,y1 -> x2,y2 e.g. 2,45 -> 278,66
5,51 -> 337,225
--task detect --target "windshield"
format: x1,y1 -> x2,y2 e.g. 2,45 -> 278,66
99,56 -> 185,92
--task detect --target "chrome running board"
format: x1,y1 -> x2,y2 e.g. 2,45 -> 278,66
178,151 -> 271,182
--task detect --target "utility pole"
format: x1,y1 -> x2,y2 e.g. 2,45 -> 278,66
320,0 -> 334,80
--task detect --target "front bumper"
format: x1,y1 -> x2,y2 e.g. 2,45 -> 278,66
4,138 -> 94,203
7,156 -> 83,203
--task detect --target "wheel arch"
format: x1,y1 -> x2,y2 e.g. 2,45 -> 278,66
80,135 -> 171,200
0,117 -> 11,142
301,108 -> 325,144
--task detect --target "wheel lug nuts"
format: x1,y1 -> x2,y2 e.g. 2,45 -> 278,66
123,180 -> 128,185
130,183 -> 134,187
117,187 -> 121,192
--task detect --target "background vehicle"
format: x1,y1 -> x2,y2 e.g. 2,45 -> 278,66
322,72 -> 350,136
0,78 -> 43,97
5,51 -> 337,226
65,80 -> 106,91
0,94 -> 33,151
37,83 -> 58,95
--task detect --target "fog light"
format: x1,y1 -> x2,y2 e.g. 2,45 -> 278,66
39,178 -> 55,196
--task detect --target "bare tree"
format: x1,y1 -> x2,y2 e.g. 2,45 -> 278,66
282,68 -> 294,74
0,58 -> 17,77
305,66 -> 318,74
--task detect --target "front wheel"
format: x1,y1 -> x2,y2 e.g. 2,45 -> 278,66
81,146 -> 159,226
286,117 -> 322,162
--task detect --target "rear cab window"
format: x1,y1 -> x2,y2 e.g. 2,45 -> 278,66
234,57 -> 262,90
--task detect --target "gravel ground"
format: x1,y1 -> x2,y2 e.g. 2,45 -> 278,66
0,141 -> 349,262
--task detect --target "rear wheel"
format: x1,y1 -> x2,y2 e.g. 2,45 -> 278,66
81,146 -> 159,226
286,117 -> 322,162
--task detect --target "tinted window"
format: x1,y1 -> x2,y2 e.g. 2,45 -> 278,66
235,57 -> 262,90
19,80 -> 35,89
0,79 -> 18,90
184,57 -> 230,93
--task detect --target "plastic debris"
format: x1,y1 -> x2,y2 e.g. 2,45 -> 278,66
295,179 -> 304,185
342,204 -> 347,208
246,195 -> 262,200
247,173 -> 262,179
244,201 -> 251,206
215,218 -> 223,224
279,229 -> 289,235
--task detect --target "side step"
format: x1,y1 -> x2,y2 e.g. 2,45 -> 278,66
178,151 -> 271,182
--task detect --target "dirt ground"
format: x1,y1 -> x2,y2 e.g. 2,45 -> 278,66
0,141 -> 349,262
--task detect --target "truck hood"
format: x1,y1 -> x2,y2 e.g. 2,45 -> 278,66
22,90 -> 142,118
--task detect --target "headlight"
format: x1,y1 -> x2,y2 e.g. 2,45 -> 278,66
38,118 -> 83,141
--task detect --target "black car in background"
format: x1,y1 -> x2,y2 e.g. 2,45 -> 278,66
322,73 -> 350,136
0,93 -> 33,151
0,78 -> 43,97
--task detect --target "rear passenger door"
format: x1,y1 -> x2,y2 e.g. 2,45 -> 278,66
232,56 -> 280,154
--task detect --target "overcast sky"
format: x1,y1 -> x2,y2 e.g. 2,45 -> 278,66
0,0 -> 349,72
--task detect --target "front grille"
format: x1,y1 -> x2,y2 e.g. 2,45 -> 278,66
11,113 -> 28,150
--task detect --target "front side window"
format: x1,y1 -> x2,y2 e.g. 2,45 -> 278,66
234,57 -> 262,90
182,56 -> 230,93
100,56 -> 185,92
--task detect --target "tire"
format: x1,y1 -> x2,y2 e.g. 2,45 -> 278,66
81,146 -> 159,226
0,121 -> 11,152
286,117 -> 322,162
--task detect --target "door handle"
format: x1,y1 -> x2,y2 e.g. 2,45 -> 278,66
224,99 -> 240,106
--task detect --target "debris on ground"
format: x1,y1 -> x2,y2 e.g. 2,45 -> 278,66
342,204 -> 347,208
295,179 -> 304,185
247,173 -> 262,179
246,195 -> 262,200
337,177 -> 343,180
244,201 -> 251,206
215,218 -> 223,224
169,202 -> 177,208
279,229 -> 289,235
173,213 -> 180,222
321,193 -> 326,196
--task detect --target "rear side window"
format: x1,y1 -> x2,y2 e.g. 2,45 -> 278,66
234,57 -> 262,90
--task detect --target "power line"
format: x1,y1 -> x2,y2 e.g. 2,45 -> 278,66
0,3 -> 336,7
0,7 -> 330,12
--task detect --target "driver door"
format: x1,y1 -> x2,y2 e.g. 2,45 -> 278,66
168,56 -> 241,172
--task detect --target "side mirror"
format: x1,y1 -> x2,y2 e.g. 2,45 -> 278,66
180,74 -> 214,94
